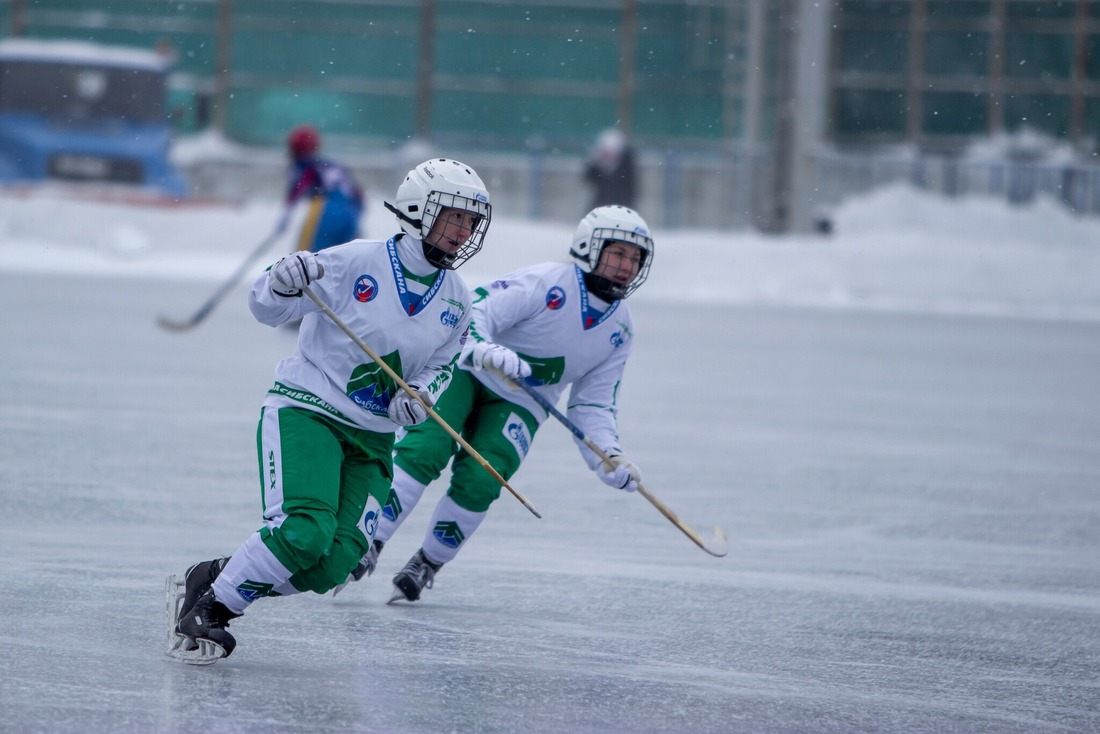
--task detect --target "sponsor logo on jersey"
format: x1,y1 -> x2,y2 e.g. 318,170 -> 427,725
491,279 -> 509,290
610,330 -> 624,348
349,381 -> 387,414
442,297 -> 467,315
432,520 -> 466,549
347,361 -> 397,416
546,286 -> 566,310
360,496 -> 381,541
354,274 -> 378,303
503,412 -> 531,459
267,450 -> 277,494
439,309 -> 461,329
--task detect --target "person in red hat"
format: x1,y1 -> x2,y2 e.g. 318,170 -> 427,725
280,124 -> 365,253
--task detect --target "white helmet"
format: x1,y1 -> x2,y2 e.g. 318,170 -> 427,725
385,158 -> 492,269
570,205 -> 654,300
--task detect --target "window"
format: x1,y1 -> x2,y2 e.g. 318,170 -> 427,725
924,32 -> 989,76
922,92 -> 988,134
834,88 -> 907,136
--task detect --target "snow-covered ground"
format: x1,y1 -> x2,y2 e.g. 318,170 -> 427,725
1,184 -> 1098,733
2,181 -> 1099,321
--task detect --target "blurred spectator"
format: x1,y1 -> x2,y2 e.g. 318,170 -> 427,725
583,127 -> 638,210
279,124 -> 365,252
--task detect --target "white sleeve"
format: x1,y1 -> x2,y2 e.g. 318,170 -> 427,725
248,249 -> 338,326
459,272 -> 544,368
248,266 -> 311,326
566,339 -> 633,470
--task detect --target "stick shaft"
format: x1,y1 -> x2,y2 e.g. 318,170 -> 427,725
508,376 -> 726,555
159,230 -> 281,330
302,286 -> 541,519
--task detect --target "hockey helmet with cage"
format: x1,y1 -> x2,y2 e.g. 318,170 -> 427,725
384,158 -> 492,270
287,125 -> 321,160
570,205 -> 654,300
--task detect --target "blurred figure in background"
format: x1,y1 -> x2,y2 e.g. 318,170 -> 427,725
280,124 -> 365,253
583,127 -> 638,210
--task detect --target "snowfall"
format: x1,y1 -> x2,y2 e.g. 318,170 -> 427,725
1,173 -> 1098,734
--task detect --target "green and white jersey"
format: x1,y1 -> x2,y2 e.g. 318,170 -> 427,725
249,233 -> 471,433
460,261 -> 635,464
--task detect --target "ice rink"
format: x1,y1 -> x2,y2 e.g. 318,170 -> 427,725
2,188 -> 1099,732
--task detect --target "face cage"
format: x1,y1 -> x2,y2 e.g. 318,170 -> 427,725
589,228 -> 653,300
421,191 -> 492,270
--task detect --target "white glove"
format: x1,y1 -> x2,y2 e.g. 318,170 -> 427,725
387,386 -> 433,427
269,252 -> 324,296
596,453 -> 640,492
470,341 -> 532,381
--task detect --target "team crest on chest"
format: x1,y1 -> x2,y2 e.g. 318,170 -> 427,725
546,286 -> 566,310
354,275 -> 378,303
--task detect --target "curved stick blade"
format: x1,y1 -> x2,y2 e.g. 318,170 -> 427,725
156,315 -> 197,332
699,526 -> 728,557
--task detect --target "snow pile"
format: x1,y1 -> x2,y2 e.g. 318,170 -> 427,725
1,181 -> 1098,321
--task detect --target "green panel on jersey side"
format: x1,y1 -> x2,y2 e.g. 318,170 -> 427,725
346,350 -> 403,414
521,354 -> 565,386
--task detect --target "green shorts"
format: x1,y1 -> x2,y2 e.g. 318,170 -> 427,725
257,406 -> 393,593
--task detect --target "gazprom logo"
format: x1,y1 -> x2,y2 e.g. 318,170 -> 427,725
610,331 -> 624,348
475,192 -> 488,203
503,413 -> 531,458
354,274 -> 378,303
440,309 -> 461,329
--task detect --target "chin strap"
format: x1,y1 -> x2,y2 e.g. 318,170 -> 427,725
384,201 -> 422,234
582,271 -> 625,302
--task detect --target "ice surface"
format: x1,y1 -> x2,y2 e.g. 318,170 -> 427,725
1,187 -> 1098,733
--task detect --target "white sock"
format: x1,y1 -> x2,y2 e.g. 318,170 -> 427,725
420,495 -> 487,565
376,465 -> 428,544
212,532 -> 294,615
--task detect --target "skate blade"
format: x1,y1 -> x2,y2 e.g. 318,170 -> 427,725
386,585 -> 413,605
165,634 -> 229,665
165,573 -> 185,654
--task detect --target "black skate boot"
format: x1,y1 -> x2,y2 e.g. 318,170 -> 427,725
389,548 -> 442,604
354,539 -> 385,581
176,557 -> 229,634
177,589 -> 241,661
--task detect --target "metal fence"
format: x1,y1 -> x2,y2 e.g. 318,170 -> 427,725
810,152 -> 1100,219
3,0 -> 764,152
180,144 -> 771,229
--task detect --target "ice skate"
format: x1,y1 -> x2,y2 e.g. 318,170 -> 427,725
332,540 -> 384,597
165,557 -> 233,665
170,589 -> 240,664
388,548 -> 441,604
